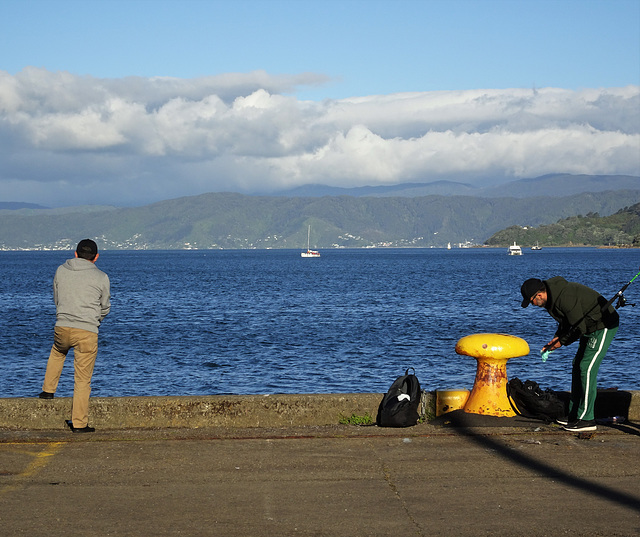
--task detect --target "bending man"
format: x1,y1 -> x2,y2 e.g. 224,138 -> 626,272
520,276 -> 618,432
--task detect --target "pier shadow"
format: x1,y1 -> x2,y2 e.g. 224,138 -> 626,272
464,426 -> 640,512
599,420 -> 640,437
430,402 -> 640,513
594,389 -> 634,423
456,424 -> 640,513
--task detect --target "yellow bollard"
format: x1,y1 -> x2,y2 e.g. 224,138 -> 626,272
455,333 -> 530,417
435,389 -> 470,417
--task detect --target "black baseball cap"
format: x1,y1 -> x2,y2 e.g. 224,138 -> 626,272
76,239 -> 98,259
521,278 -> 544,308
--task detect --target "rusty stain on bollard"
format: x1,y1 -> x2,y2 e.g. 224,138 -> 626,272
455,333 -> 530,417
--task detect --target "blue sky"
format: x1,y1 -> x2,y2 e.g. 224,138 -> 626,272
0,0 -> 638,206
3,0 -> 639,98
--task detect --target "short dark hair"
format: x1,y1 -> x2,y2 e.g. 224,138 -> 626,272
76,239 -> 98,260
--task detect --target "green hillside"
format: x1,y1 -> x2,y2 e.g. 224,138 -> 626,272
1,190 -> 639,250
485,203 -> 640,247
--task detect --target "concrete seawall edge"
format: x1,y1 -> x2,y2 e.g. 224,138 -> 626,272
1,390 -> 638,430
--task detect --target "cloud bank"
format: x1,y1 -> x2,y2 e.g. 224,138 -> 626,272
0,67 -> 638,207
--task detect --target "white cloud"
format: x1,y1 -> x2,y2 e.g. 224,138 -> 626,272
0,67 -> 638,206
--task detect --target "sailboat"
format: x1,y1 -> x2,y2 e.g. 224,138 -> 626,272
301,225 -> 321,257
531,241 -> 542,250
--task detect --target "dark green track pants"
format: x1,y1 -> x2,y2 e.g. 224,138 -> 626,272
569,326 -> 618,422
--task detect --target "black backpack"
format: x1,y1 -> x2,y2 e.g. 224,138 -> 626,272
507,378 -> 566,423
376,368 -> 422,427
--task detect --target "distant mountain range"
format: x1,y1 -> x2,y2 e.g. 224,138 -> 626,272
0,174 -> 638,250
0,201 -> 49,210
275,174 -> 639,198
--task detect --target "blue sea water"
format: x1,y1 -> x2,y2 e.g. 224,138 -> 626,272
1,247 -> 639,398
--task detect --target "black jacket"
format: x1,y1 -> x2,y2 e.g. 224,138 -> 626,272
544,276 -> 619,346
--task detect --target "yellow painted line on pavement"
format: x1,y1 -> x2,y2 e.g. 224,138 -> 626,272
0,441 -> 66,496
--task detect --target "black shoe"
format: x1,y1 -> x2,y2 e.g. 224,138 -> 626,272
65,420 -> 95,433
563,419 -> 597,432
39,391 -> 54,399
72,426 -> 95,433
556,415 -> 577,426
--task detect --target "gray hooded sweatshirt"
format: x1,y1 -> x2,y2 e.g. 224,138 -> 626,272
54,258 -> 111,334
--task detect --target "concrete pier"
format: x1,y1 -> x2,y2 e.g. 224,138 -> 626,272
1,391 -> 640,536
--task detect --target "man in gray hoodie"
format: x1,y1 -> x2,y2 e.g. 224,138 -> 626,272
39,239 -> 111,433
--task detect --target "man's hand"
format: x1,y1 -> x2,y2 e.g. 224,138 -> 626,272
542,337 -> 562,352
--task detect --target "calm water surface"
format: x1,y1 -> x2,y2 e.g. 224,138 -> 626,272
1,247 -> 638,397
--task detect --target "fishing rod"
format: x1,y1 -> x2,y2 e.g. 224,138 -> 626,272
562,265 -> 639,333
565,265 -> 640,330
603,266 -> 640,310
541,266 -> 639,360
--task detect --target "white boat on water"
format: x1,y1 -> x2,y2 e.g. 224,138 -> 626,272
531,241 -> 542,250
508,242 -> 522,255
301,225 -> 321,258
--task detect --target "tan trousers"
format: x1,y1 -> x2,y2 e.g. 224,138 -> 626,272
42,326 -> 99,428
